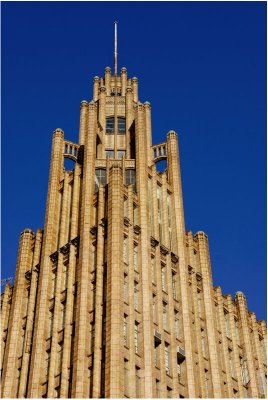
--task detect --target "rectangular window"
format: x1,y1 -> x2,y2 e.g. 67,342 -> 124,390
48,310 -> 53,338
172,272 -> 176,299
123,237 -> 128,263
134,281 -> 139,310
174,310 -> 179,339
163,302 -> 169,330
105,150 -> 114,158
259,336 -> 266,364
106,117 -> 114,134
44,351 -> 51,378
157,186 -> 162,243
62,264 -> 67,290
123,274 -> 128,303
167,193 -> 173,252
154,345 -> 159,367
126,170 -> 136,191
148,179 -> 154,236
118,117 -> 126,134
197,291 -> 202,317
228,349 -> 235,378
258,370 -> 265,394
224,311 -> 230,337
234,318 -> 240,345
161,265 -> 166,291
151,257 -> 156,284
178,364 -> 182,383
240,357 -> 250,385
124,315 -> 128,347
117,150 -> 126,159
134,244 -> 138,271
134,322 -> 139,354
164,343 -> 170,374
152,294 -> 157,323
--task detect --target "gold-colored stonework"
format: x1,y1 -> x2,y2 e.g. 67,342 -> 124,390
1,66 -> 267,398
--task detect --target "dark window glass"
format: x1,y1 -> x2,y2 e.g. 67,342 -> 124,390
105,150 -> 114,158
117,150 -> 126,159
118,117 -> 126,134
95,169 -> 106,192
106,117 -> 114,134
125,169 -> 136,191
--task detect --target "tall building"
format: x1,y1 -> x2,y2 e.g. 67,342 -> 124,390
1,31 -> 267,398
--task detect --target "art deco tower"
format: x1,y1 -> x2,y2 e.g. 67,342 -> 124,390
1,26 -> 267,398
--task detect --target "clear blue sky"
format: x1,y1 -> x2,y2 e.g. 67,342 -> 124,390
2,2 -> 266,321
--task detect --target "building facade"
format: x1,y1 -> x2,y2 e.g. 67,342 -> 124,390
1,64 -> 267,399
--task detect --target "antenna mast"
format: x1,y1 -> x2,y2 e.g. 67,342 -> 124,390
114,20 -> 118,76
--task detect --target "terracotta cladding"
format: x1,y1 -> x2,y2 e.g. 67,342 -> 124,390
1,67 -> 266,399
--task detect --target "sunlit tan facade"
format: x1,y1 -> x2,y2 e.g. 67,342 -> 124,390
1,64 -> 267,399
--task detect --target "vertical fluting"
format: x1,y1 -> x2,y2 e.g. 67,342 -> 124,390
0,284 -> 12,372
144,102 -> 152,166
121,67 -> 127,96
250,313 -> 267,397
215,286 -> 234,397
92,186 -> 105,397
105,164 -> 124,398
126,185 -> 136,398
166,131 -> 196,397
150,165 -> 166,396
99,86 -> 107,156
60,164 -> 81,398
162,174 -> 180,397
126,86 -> 134,159
132,78 -> 138,103
2,229 -> 34,398
18,229 -> 43,398
93,77 -> 99,102
27,129 -> 64,397
226,295 -> 244,397
105,67 -> 111,96
135,103 -> 155,398
71,102 -> 97,397
186,231 -> 206,398
47,171 -> 70,397
235,292 -> 258,397
79,101 -> 89,145
196,232 -> 222,398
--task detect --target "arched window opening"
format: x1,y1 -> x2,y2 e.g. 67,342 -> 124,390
125,169 -> 136,191
95,169 -> 106,192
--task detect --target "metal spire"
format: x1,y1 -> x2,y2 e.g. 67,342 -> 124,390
114,20 -> 118,76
